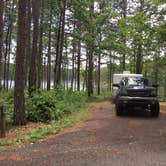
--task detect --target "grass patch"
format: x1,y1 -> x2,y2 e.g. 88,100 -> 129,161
88,91 -> 112,101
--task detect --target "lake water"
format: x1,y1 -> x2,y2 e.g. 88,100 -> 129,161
2,80 -> 84,90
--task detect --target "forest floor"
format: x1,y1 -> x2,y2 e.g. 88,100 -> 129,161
0,101 -> 166,166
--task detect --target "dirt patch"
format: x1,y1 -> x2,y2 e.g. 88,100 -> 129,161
0,155 -> 23,161
128,120 -> 143,127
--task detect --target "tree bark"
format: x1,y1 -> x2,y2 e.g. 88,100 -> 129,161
83,54 -> 88,91
25,0 -> 31,87
0,0 -> 4,90
71,30 -> 76,90
136,0 -> 144,74
6,24 -> 12,91
136,43 -> 142,74
87,1 -> 94,96
77,22 -> 81,91
122,0 -> 127,71
97,52 -> 101,95
55,0 -> 66,86
6,0 -> 14,90
164,75 -> 166,101
37,0 -> 44,89
54,12 -> 61,87
13,0 -> 27,125
3,25 -> 10,89
47,8 -> 52,91
29,0 -> 40,95
0,107 -> 6,137
153,47 -> 160,85
42,57 -> 46,89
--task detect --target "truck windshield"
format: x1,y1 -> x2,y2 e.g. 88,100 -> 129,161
127,77 -> 144,86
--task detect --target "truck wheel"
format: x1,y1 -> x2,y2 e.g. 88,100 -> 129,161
151,101 -> 160,117
116,105 -> 123,116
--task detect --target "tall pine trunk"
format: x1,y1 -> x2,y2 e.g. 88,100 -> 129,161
55,0 -> 66,86
136,0 -> 144,74
136,42 -> 142,74
0,0 -> 4,90
6,25 -> 12,91
54,12 -> 61,87
71,38 -> 76,90
47,8 -> 52,91
6,0 -> 14,90
87,1 -> 94,96
122,0 -> 127,71
13,0 -> 27,125
25,0 -> 31,87
37,0 -> 44,89
164,75 -> 166,101
77,22 -> 81,91
3,25 -> 10,89
97,52 -> 101,95
29,0 -> 40,95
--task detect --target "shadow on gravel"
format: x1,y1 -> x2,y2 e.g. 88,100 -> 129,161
122,109 -> 155,119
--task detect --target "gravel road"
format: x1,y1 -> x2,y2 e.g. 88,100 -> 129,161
0,101 -> 166,166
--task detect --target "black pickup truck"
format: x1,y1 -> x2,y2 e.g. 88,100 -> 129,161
113,76 -> 160,117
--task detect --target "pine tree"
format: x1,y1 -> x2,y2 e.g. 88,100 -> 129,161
29,0 -> 40,96
0,0 -> 4,89
13,0 -> 27,125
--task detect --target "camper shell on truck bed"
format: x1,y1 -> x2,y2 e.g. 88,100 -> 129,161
113,73 -> 160,117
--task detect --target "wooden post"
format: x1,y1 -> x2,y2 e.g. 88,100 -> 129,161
0,106 -> 5,138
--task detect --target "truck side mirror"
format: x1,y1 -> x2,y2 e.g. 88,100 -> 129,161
113,83 -> 120,88
144,79 -> 149,86
152,84 -> 158,88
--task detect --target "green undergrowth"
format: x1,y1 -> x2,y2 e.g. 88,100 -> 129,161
0,89 -> 14,125
25,89 -> 87,123
0,89 -> 111,124
0,89 -> 88,124
88,91 -> 112,102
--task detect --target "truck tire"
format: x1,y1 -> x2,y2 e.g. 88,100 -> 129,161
150,101 -> 160,117
116,104 -> 123,116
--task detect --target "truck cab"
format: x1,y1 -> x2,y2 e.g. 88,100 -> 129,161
113,73 -> 160,117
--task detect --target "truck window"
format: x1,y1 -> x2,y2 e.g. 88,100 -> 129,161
127,77 -> 144,86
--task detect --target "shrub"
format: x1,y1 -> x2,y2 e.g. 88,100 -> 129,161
26,90 -> 57,122
26,89 -> 87,123
55,90 -> 87,114
0,90 -> 14,124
